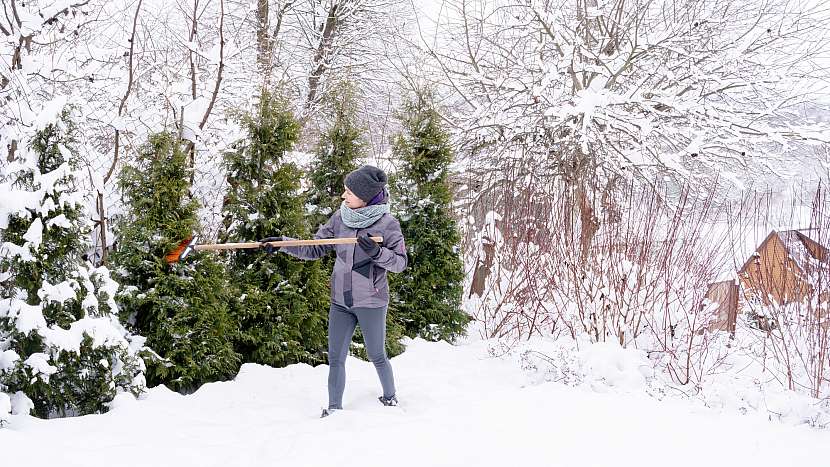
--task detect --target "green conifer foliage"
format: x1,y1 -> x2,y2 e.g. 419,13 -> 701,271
307,83 -> 363,230
0,112 -> 145,419
390,90 -> 470,342
220,91 -> 329,367
111,132 -> 239,393
306,84 -> 407,359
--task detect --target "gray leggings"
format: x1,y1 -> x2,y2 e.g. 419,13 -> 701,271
327,303 -> 395,410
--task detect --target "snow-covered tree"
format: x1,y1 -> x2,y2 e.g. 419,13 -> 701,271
0,106 -> 145,420
423,0 -> 830,250
110,132 -> 239,393
266,0 -> 409,115
0,1 -> 104,159
390,90 -> 468,342
220,91 -> 330,368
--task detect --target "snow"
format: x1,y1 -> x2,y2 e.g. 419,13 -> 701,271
0,393 -> 9,426
0,161 -> 81,244
0,0 -> 825,462
0,339 -> 826,466
46,214 -> 72,229
22,218 -> 43,248
1,295 -> 134,355
569,341 -> 653,393
9,392 -> 34,417
0,350 -> 19,372
1,299 -> 48,334
0,186 -> 40,229
31,96 -> 67,130
41,317 -> 133,355
81,293 -> 99,312
38,280 -> 78,305
90,266 -> 119,309
39,2 -> 81,23
35,163 -> 74,197
23,354 -> 58,379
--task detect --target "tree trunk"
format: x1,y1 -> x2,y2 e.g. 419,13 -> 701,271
306,3 -> 339,110
256,0 -> 271,84
577,184 -> 599,261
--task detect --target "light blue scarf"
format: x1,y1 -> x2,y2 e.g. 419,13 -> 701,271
340,201 -> 390,229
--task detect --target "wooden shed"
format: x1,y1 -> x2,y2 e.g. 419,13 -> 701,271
738,230 -> 829,307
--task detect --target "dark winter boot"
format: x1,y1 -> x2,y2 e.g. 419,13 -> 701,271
378,395 -> 399,407
320,408 -> 338,418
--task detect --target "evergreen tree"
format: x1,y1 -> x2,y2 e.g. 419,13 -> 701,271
220,91 -> 329,367
306,83 -> 363,230
306,84 -> 408,359
0,111 -> 145,419
390,90 -> 469,342
111,132 -> 239,392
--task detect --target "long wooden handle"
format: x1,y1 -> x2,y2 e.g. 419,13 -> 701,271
192,237 -> 384,252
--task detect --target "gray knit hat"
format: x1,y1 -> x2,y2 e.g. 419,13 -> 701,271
345,165 -> 387,203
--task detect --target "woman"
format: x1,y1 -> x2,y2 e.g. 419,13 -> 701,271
261,165 -> 408,418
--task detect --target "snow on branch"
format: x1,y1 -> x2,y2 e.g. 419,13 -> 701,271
428,0 -> 830,187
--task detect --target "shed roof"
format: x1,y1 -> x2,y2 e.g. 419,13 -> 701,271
739,229 -> 828,278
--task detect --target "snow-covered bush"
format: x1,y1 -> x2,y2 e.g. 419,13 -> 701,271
467,178 -> 727,346
471,181 -> 830,425
0,106 -> 146,419
517,338 -> 657,394
516,335 -> 830,428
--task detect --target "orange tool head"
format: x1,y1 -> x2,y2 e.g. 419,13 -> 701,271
165,235 -> 198,264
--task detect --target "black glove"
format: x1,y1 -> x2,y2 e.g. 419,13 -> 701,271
259,236 -> 284,255
357,233 -> 381,259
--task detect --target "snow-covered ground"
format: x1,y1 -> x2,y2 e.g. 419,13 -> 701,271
1,338 -> 827,467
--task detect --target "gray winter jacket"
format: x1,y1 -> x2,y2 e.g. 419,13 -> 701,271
279,210 -> 407,308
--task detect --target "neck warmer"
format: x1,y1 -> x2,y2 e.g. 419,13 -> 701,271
340,201 -> 390,229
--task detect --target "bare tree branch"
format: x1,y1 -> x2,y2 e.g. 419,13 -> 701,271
199,0 -> 224,131
98,0 -> 144,265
